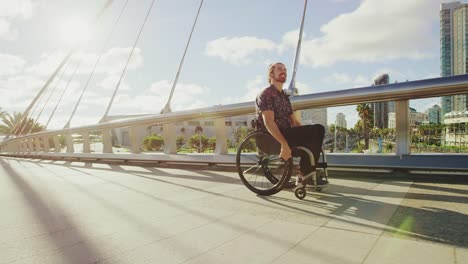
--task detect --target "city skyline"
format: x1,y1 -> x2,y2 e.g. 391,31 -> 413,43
0,0 -> 445,130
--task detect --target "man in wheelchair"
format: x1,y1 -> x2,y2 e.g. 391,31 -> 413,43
255,62 -> 328,187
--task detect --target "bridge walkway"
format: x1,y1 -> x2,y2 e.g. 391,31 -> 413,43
0,157 -> 467,263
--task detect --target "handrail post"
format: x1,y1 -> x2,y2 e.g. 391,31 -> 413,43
66,132 -> 74,153
82,132 -> 91,153
43,136 -> 49,153
395,100 -> 410,155
102,129 -> 113,153
53,135 -> 61,152
34,138 -> 41,152
163,123 -> 177,154
18,141 -> 25,154
129,126 -> 142,153
214,118 -> 227,154
27,139 -> 34,153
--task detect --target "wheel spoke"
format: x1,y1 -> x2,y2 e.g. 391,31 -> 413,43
236,130 -> 292,195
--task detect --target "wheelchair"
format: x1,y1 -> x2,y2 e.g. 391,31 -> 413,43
236,129 -> 328,200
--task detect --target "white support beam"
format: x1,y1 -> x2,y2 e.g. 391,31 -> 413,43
66,133 -> 74,153
27,139 -> 34,153
395,100 -> 410,155
34,138 -> 41,152
53,136 -> 61,153
214,118 -> 227,154
82,132 -> 91,153
163,123 -> 177,154
102,129 -> 113,153
129,126 -> 142,154
42,136 -> 49,153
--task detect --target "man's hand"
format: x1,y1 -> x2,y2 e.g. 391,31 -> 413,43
280,143 -> 292,161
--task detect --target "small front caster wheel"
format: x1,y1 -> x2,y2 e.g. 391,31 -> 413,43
294,187 -> 306,200
316,187 -> 323,192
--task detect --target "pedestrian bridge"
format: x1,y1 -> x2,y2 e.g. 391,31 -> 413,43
1,155 -> 467,263
1,74 -> 468,263
2,74 -> 468,172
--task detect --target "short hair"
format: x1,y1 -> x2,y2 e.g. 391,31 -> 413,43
267,62 -> 285,84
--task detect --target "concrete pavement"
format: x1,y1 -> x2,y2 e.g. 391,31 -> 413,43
0,157 -> 467,263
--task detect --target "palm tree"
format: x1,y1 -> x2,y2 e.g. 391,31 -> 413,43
0,112 -> 45,136
0,108 -> 6,120
195,125 -> 203,152
356,103 -> 372,149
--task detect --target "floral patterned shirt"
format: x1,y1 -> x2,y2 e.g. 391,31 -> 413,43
255,85 -> 293,133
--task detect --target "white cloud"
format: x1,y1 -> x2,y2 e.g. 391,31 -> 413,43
97,75 -> 130,91
25,51 -> 67,76
0,0 -> 34,40
0,0 -> 34,18
324,73 -> 371,88
222,75 -> 265,104
0,18 -> 18,40
109,80 -> 210,115
0,54 -> 26,75
278,29 -> 303,54
206,0 -> 440,67
92,47 -> 144,74
300,0 -> 440,67
206,36 -> 277,65
0,74 -> 45,111
295,81 -> 315,94
25,47 -> 144,76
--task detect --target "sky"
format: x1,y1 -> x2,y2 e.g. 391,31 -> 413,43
0,0 -> 448,129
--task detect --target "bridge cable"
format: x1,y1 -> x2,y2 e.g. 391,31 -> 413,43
18,76 -> 54,135
10,52 -> 72,137
101,0 -> 157,121
161,0 -> 204,114
64,0 -> 130,128
287,0 -> 308,98
25,60 -> 71,134
9,0 -> 115,137
45,56 -> 83,129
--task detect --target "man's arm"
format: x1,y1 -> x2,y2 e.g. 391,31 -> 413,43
262,110 -> 292,160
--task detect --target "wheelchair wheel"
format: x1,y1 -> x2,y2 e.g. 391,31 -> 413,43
236,130 -> 293,195
294,187 -> 306,200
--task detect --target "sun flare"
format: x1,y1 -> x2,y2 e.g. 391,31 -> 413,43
58,16 -> 90,47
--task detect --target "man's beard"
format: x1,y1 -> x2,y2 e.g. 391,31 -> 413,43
275,75 -> 286,83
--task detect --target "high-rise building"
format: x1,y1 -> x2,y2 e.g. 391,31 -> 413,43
388,108 -> 426,130
295,87 -> 328,128
440,2 -> 468,120
372,73 -> 393,128
301,108 -> 327,128
428,104 -> 441,124
335,112 -> 347,129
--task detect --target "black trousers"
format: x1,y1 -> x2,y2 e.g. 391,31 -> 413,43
283,124 -> 325,174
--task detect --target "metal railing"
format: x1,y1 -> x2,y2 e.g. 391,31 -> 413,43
2,74 -> 468,172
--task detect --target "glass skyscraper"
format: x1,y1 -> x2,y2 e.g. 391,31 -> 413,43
372,73 -> 392,128
440,2 -> 468,120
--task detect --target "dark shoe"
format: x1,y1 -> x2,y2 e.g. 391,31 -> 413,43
316,177 -> 328,187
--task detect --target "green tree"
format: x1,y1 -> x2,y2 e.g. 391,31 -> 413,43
142,134 -> 164,151
0,112 -> 45,136
176,135 -> 185,149
0,108 -> 6,120
207,137 -> 216,151
356,104 -> 373,149
194,125 -> 204,152
189,134 -> 209,153
233,127 -> 253,147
